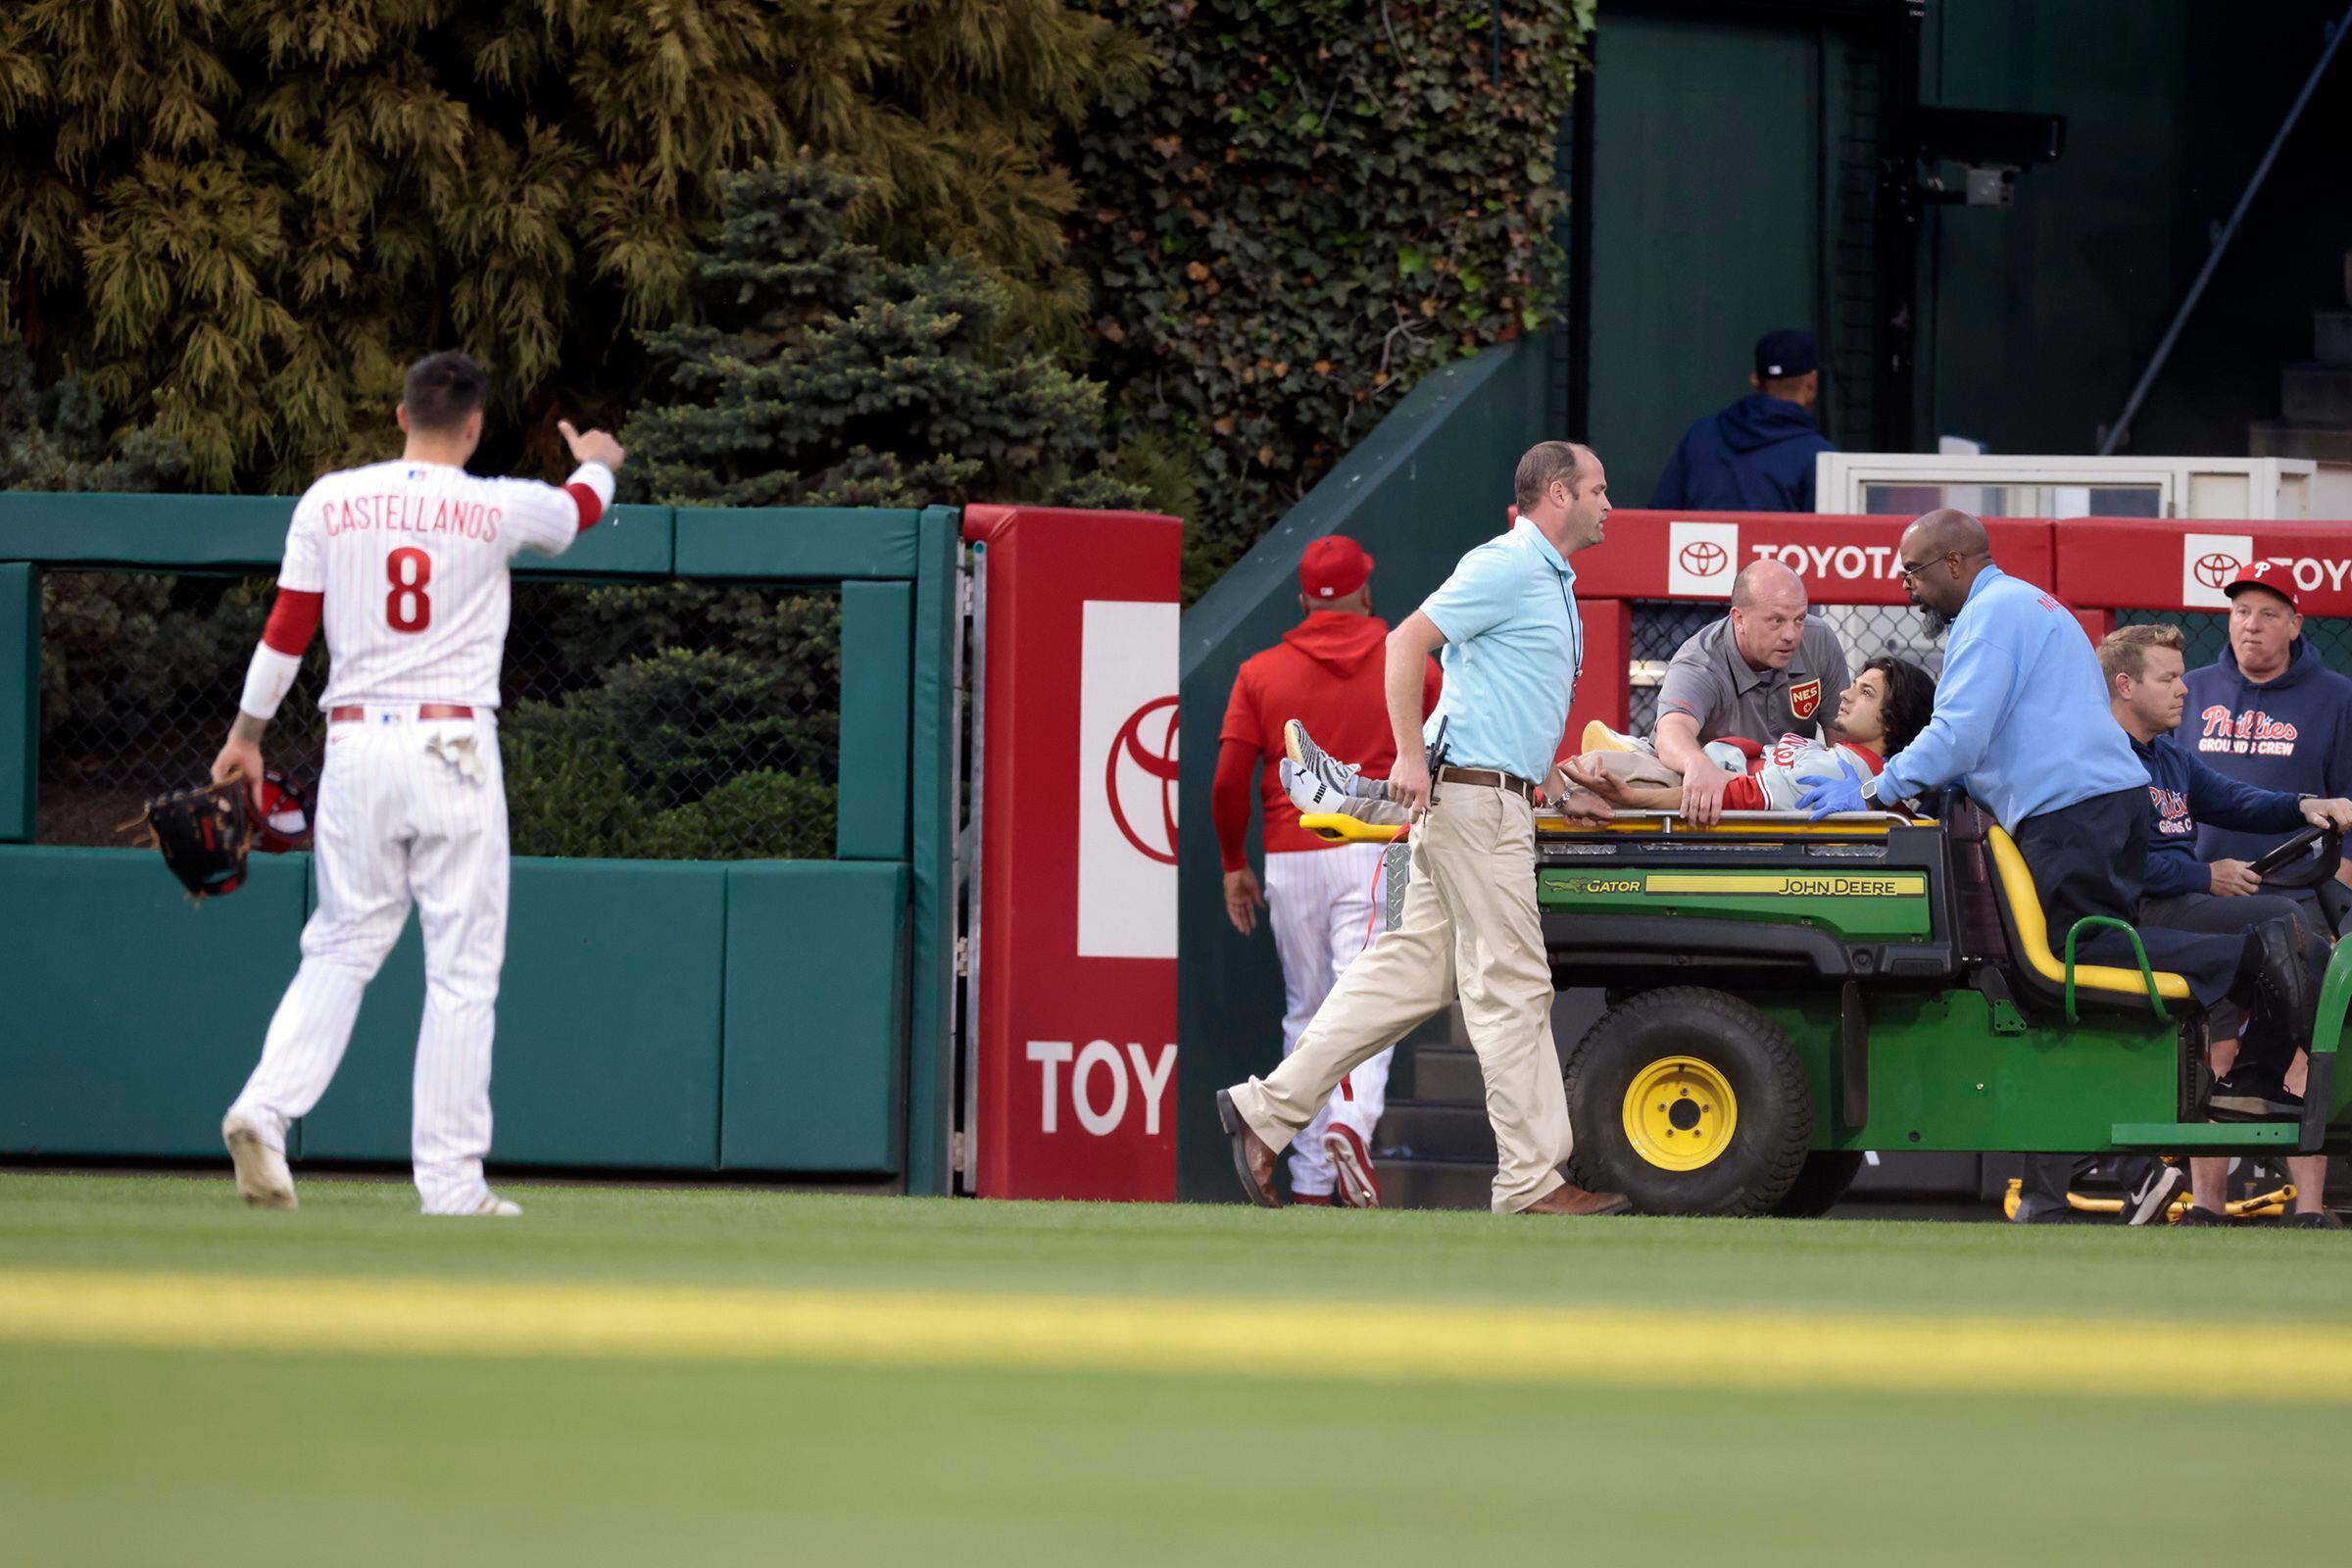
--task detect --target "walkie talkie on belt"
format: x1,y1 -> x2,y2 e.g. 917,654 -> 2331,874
1422,715 -> 1450,810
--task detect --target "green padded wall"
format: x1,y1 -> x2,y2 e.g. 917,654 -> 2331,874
0,564 -> 31,842
672,508 -> 922,581
0,495 -> 674,576
511,504 -> 676,577
295,858 -> 727,1169
0,849 -> 310,1156
721,860 -> 907,1174
835,580 -> 912,859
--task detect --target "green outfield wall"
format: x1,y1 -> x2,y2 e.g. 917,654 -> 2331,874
0,498 -> 960,1190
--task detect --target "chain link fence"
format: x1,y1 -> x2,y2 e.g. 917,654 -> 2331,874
1625,601 -> 1942,734
36,571 -> 842,859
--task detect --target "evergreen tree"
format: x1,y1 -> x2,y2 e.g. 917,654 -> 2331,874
0,1 -> 1147,492
624,157 -> 1142,510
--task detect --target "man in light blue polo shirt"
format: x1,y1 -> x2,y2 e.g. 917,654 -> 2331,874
1217,441 -> 1629,1217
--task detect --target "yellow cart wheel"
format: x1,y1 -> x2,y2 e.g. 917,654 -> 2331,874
1621,1055 -> 1739,1171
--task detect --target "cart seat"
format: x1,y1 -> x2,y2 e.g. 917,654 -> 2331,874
1984,825 -> 2193,1006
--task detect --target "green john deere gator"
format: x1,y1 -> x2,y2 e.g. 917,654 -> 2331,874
1303,799 -> 2351,1216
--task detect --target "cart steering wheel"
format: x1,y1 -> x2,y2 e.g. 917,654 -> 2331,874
2248,821 -> 2343,889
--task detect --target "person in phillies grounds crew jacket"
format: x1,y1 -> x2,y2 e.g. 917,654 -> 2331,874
2181,561 -> 2352,893
2100,622 -> 2349,1228
1214,536 -> 1442,1206
1648,328 -> 1837,514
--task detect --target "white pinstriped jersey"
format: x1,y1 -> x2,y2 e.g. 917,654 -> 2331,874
278,460 -> 582,710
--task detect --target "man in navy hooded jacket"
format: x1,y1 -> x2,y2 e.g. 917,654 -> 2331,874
2103,620 -> 2352,1227
1649,329 -> 1836,512
2181,561 -> 2352,877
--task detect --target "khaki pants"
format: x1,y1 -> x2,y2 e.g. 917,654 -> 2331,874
1585,750 -> 1682,788
1227,782 -> 1572,1212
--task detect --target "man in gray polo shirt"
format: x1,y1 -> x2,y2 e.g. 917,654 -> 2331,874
1649,560 -> 1849,823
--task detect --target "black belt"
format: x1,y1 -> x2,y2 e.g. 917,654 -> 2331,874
1435,765 -> 1536,800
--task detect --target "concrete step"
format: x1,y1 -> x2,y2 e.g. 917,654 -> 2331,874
1376,1101 -> 1495,1163
1408,1045 -> 1486,1104
2281,362 -> 2352,425
1372,1156 -> 1494,1211
2318,311 -> 2352,366
2248,418 -> 2352,464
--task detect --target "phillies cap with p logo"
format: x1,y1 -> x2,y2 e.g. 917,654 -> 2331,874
1300,536 -> 1375,600
2224,559 -> 2300,612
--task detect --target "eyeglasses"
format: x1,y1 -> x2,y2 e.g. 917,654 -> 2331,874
1898,550 -> 1970,582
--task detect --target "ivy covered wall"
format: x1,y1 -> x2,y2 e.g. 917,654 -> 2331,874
1074,1 -> 1593,597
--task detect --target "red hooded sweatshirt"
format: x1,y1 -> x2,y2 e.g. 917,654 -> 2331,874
1214,612 -> 1443,868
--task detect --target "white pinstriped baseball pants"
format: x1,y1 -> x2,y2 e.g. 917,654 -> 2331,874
228,710 -> 509,1213
1261,842 -> 1392,1196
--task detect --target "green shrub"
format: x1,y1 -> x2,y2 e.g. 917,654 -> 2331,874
639,770 -> 838,861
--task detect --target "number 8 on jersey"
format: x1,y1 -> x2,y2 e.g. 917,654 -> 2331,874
387,546 -> 432,633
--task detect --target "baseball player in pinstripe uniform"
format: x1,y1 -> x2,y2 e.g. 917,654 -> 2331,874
211,351 -> 625,1216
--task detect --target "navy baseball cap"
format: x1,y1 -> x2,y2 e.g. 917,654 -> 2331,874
1754,328 -> 1819,380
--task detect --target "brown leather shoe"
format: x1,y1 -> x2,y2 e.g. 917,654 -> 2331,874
1216,1088 -> 1283,1208
1515,1181 -> 1632,1217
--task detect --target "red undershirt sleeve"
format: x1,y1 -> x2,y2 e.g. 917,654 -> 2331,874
564,482 -> 606,533
261,589 -> 322,656
1213,739 -> 1258,872
1721,774 -> 1769,811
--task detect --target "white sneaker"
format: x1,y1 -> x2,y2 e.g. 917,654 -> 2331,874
1281,758 -> 1409,826
221,1112 -> 298,1211
426,1193 -> 522,1218
1283,719 -> 1389,799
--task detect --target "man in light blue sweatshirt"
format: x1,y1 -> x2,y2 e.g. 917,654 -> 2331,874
1798,511 -> 2314,1222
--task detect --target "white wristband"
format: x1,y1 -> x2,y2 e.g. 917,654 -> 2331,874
238,643 -> 303,722
567,461 -> 616,509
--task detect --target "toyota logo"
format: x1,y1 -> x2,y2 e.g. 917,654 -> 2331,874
2193,552 -> 2241,590
1106,696 -> 1179,865
1678,541 -> 1730,576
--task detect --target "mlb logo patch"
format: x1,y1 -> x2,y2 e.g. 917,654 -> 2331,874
1788,677 -> 1822,721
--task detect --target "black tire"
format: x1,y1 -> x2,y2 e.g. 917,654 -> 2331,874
1563,987 -> 1812,1216
1769,1150 -> 1867,1218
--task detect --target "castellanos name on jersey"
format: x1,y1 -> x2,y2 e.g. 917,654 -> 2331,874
281,458 -> 586,711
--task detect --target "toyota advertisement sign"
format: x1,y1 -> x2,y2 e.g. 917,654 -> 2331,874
2054,518 -> 2352,614
1577,511 -> 2056,604
962,505 -> 1183,1200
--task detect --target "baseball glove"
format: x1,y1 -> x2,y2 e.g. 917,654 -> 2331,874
136,779 -> 253,900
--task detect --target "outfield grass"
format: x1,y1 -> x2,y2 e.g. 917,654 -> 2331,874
3,1172 -> 2347,1566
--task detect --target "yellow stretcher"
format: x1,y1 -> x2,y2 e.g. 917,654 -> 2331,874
1999,1177 -> 2296,1223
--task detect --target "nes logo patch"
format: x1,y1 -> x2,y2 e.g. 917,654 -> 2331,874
1668,520 -> 1740,598
2182,532 -> 2255,611
1788,677 -> 1822,721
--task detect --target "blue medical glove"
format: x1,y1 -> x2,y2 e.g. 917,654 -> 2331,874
1797,754 -> 1868,820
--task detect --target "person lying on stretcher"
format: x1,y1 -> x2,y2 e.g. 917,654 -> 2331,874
1277,656 -> 1936,826
1565,656 -> 1937,813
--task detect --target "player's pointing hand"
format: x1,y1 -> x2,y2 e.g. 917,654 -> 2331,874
558,418 -> 626,471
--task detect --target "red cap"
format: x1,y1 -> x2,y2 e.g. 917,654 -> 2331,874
1300,536 -> 1374,600
2225,560 -> 2300,612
